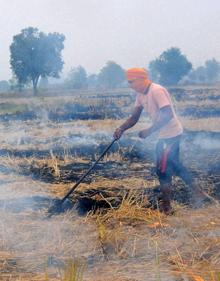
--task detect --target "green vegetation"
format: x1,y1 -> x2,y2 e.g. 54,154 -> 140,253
10,27 -> 65,95
0,102 -> 28,115
65,66 -> 88,90
187,58 -> 220,84
97,60 -> 125,89
1,28 -> 219,93
149,47 -> 192,85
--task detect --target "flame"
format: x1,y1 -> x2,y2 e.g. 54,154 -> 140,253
191,274 -> 206,281
147,221 -> 169,228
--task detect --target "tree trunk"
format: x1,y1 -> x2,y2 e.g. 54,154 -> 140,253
32,76 -> 39,96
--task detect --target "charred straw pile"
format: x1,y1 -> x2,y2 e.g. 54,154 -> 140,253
70,187 -> 150,215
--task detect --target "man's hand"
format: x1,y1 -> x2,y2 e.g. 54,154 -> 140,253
113,127 -> 124,140
138,128 -> 152,139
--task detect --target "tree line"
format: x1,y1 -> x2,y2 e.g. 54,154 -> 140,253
0,27 -> 220,94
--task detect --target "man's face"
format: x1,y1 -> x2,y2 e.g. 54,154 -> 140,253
127,78 -> 145,93
127,78 -> 138,89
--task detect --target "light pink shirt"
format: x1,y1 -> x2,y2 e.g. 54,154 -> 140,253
135,83 -> 183,139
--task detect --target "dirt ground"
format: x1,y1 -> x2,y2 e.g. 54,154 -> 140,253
0,86 -> 219,280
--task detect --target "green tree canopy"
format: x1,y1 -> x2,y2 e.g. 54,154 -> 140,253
87,74 -> 98,89
66,66 -> 88,89
10,27 -> 65,94
184,58 -> 220,84
205,58 -> 220,82
98,61 -> 125,89
149,47 -> 192,85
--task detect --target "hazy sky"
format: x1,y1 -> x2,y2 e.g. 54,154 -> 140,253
1,0 -> 220,80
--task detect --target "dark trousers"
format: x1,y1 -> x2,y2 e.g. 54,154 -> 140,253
156,135 -> 192,186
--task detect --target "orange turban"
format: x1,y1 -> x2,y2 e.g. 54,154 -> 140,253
126,68 -> 151,93
126,68 -> 149,81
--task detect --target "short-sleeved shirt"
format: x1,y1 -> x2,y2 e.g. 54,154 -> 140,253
135,83 -> 183,139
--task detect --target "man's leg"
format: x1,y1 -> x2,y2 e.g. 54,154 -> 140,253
159,182 -> 172,214
156,139 -> 173,215
170,136 -> 207,207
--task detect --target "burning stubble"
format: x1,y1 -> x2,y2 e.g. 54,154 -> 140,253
0,88 -> 219,280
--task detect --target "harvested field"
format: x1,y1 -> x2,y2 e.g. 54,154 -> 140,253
0,87 -> 219,280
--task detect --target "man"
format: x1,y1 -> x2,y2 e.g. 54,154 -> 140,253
113,68 -> 203,214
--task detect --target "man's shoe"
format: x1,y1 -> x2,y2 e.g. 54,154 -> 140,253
159,200 -> 173,215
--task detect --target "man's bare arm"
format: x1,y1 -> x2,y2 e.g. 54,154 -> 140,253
139,105 -> 173,138
114,106 -> 143,139
120,106 -> 143,131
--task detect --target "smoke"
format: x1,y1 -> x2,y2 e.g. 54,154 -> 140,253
0,115 -> 112,274
0,119 -> 112,152
0,168 -> 100,273
0,103 -> 119,273
193,135 -> 220,150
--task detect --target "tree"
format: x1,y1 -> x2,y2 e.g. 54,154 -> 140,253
98,61 -> 125,89
189,66 -> 206,83
39,77 -> 49,89
149,47 -> 192,85
182,58 -> 220,84
87,74 -> 98,89
8,76 -> 25,92
204,58 -> 220,82
66,66 -> 87,89
10,27 -> 65,95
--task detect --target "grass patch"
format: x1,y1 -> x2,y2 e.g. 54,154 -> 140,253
0,102 -> 28,114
